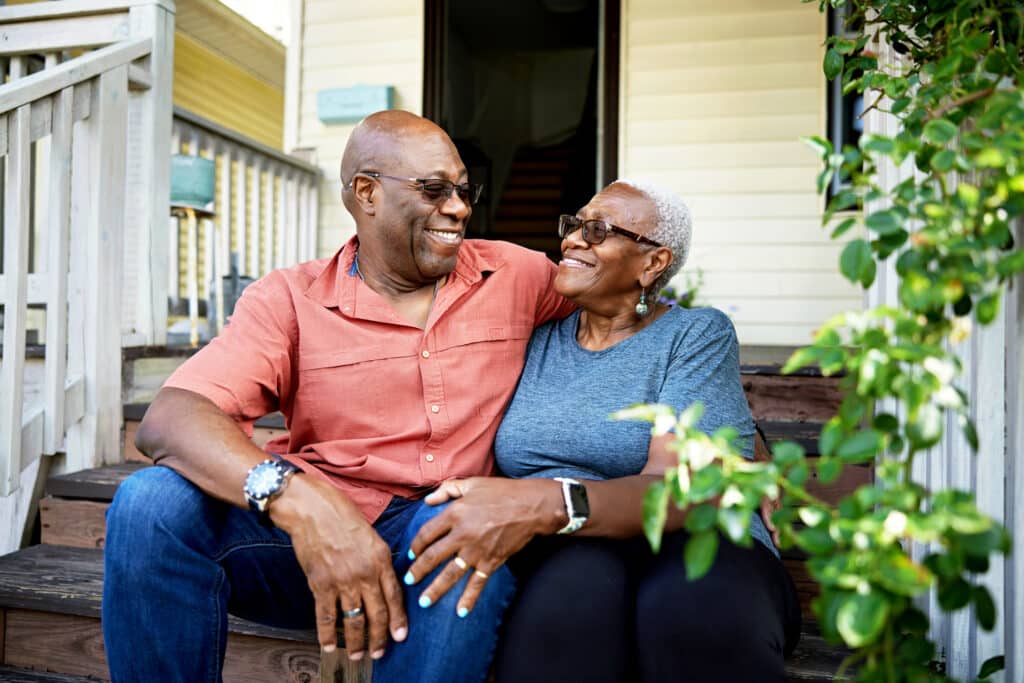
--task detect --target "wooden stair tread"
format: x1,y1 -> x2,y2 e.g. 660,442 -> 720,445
0,545 -> 317,644
0,666 -> 105,682
123,403 -> 286,430
45,464 -> 147,501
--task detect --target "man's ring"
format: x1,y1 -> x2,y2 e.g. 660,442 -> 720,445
453,556 -> 469,571
342,607 -> 363,619
474,569 -> 489,580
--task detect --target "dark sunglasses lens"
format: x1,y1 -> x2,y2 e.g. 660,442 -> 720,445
558,216 -> 577,238
455,183 -> 483,205
420,181 -> 452,201
584,221 -> 607,245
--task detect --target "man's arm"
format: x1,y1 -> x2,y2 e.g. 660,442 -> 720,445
136,387 -> 408,661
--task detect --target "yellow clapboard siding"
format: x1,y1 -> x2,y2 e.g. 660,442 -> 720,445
626,115 -> 821,145
174,32 -> 284,150
296,0 -> 423,256
624,0 -> 846,346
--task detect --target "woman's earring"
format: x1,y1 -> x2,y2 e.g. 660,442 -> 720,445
635,287 -> 649,317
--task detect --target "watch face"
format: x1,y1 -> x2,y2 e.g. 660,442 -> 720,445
567,483 -> 590,517
246,463 -> 283,499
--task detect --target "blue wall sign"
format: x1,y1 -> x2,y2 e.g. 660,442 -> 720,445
316,85 -> 395,124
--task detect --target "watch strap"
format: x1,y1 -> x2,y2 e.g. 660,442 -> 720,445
554,477 -> 589,535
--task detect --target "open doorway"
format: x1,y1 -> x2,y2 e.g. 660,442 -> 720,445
424,0 -> 618,261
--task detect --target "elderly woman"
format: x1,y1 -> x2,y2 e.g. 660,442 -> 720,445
405,179 -> 800,682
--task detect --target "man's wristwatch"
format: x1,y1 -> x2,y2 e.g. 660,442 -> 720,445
243,459 -> 301,527
554,477 -> 590,534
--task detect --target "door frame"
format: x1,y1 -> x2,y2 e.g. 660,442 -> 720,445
421,0 -> 620,189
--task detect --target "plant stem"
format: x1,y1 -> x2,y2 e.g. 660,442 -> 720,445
777,476 -> 832,509
929,86 -> 997,120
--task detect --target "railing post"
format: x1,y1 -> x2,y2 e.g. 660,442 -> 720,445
125,0 -> 174,346
65,66 -> 129,471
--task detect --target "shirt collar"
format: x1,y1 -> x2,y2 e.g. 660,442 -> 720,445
304,235 -> 505,310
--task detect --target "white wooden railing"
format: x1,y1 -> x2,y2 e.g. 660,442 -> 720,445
0,0 -> 171,552
170,107 -> 320,340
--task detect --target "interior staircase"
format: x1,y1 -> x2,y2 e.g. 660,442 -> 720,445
0,361 -> 855,682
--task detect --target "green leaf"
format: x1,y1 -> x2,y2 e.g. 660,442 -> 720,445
836,591 -> 889,647
938,577 -> 972,610
977,294 -> 1000,324
907,404 -> 944,450
836,429 -> 885,463
819,419 -> 844,457
684,530 -> 719,581
923,118 -> 958,144
978,655 -> 1005,678
865,210 -> 902,235
689,466 -> 724,501
873,413 -> 900,433
840,239 -> 875,287
931,149 -> 956,172
890,96 -> 911,114
801,135 -> 832,160
718,507 -> 749,544
973,586 -> 996,630
643,480 -> 669,553
795,527 -> 836,554
824,48 -> 843,81
817,456 -> 842,484
772,440 -> 805,466
996,250 -> 1024,277
782,346 -> 823,374
830,217 -> 857,239
875,552 -> 934,597
787,461 -> 810,487
685,502 -> 717,533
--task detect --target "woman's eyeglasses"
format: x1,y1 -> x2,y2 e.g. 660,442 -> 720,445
351,171 -> 483,206
558,214 -> 663,247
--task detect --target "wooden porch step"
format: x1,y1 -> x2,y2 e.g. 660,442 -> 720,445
0,545 -> 368,682
0,545 -> 848,682
0,665 -> 105,682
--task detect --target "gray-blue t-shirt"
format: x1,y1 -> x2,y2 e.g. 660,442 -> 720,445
494,305 -> 775,553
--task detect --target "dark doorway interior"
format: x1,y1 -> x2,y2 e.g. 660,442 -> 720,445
425,0 -> 610,261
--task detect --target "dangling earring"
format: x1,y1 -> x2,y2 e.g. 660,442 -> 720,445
635,287 -> 649,317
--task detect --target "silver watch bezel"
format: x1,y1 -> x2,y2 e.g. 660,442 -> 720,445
554,476 -> 588,535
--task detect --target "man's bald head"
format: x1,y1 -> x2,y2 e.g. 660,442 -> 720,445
340,111 -> 459,215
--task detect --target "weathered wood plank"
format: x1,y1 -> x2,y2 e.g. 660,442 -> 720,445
743,374 -> 843,422
1,104 -> 33,495
39,498 -> 108,549
43,86 -> 74,456
0,39 -> 149,114
0,14 -> 130,56
45,463 -> 146,500
0,664 -> 100,682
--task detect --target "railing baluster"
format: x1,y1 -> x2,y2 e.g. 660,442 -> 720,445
249,159 -> 262,279
263,163 -> 274,275
307,179 -> 320,261
43,87 -> 73,455
1,105 -> 33,494
234,150 -> 247,278
215,141 -> 231,333
275,167 -> 287,270
168,121 -> 181,305
287,174 -> 300,267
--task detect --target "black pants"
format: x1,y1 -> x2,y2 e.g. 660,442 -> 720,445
493,530 -> 801,683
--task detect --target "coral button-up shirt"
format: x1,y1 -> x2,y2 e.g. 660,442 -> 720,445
164,236 -> 573,523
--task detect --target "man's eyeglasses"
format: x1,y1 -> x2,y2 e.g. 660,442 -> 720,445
557,214 -> 663,247
351,172 -> 483,206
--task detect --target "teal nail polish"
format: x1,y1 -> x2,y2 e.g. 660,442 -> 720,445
403,572 -> 414,586
457,606 -> 469,618
407,548 -> 416,560
419,595 -> 432,608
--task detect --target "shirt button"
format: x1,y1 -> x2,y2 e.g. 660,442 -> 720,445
431,404 -> 440,413
421,350 -> 430,358
425,453 -> 435,462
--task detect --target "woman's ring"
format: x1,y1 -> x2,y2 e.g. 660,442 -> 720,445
453,555 -> 469,571
474,569 -> 489,579
341,606 -> 363,619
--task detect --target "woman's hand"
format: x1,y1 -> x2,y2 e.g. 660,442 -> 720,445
405,477 -> 564,616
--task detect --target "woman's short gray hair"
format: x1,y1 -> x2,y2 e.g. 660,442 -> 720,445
616,178 -> 692,293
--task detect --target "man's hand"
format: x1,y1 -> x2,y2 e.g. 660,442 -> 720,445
271,475 -> 407,662
406,478 -> 563,616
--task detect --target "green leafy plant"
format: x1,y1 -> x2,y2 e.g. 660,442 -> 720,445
629,1 -> 1023,681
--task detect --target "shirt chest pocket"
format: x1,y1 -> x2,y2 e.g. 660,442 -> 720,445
435,322 -> 534,417
297,346 -> 417,441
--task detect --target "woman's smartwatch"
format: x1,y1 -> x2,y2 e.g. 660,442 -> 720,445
554,477 -> 590,534
243,459 -> 301,527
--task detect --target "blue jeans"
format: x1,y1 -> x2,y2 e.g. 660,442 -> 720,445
102,466 -> 515,683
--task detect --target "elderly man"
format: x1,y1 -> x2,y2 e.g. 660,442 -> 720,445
102,110 -> 573,683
